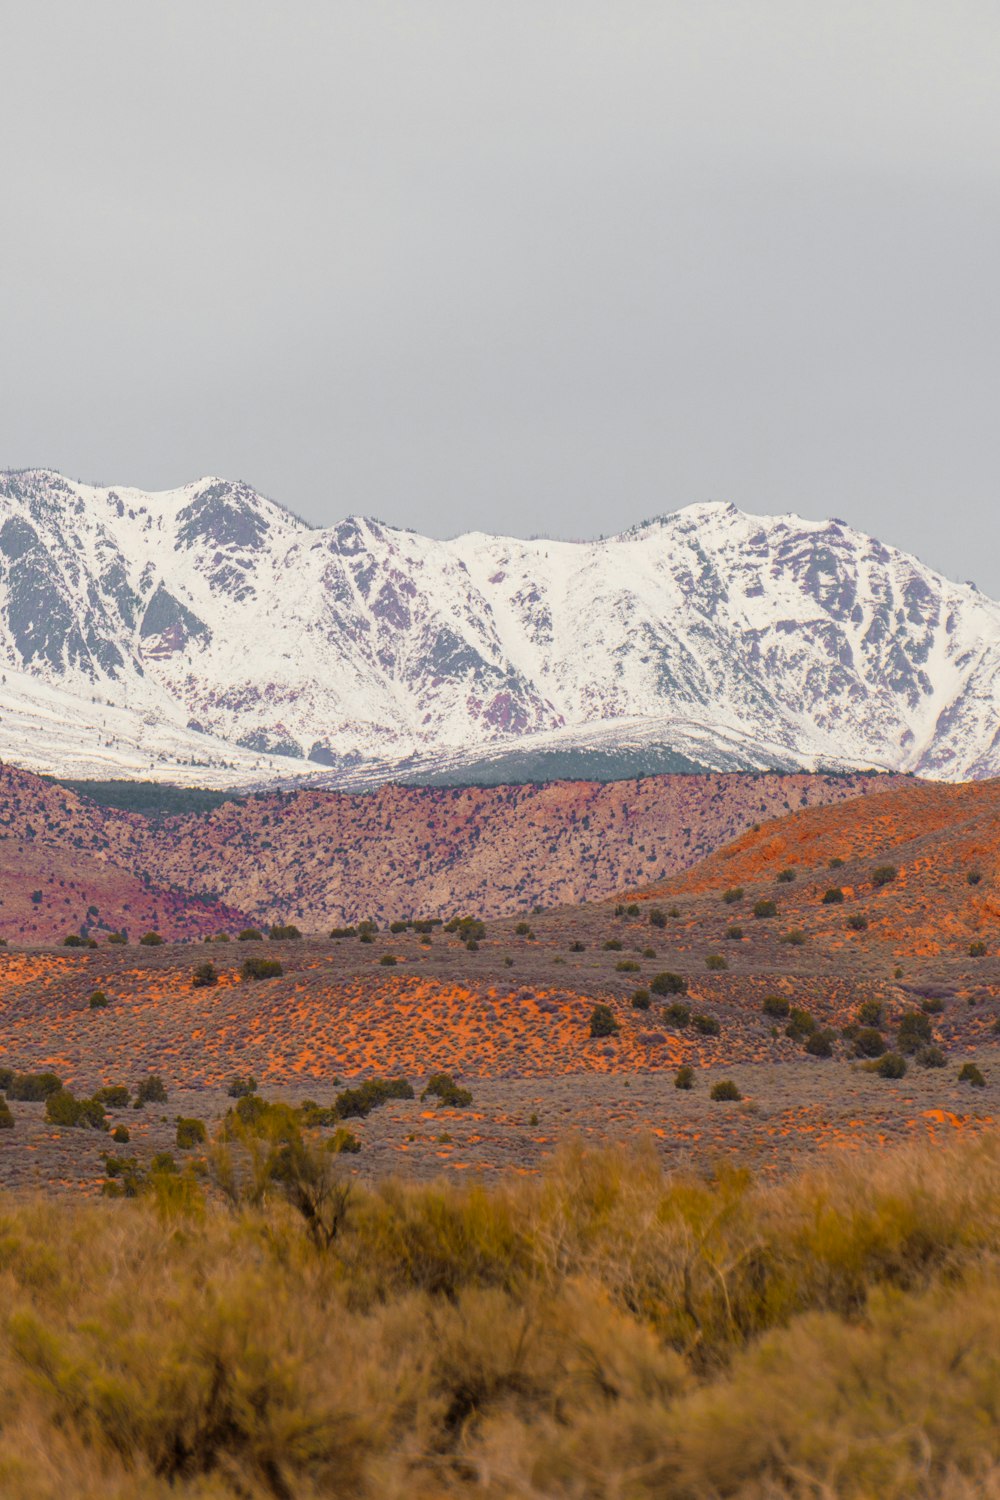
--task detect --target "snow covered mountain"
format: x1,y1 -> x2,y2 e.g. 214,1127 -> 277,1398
0,466 -> 997,785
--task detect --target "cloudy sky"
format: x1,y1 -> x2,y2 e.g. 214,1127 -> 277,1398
2,2 -> 998,588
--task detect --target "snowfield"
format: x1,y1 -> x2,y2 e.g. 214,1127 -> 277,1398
0,468 -> 996,785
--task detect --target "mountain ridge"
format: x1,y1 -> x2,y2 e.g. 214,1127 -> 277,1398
0,763 -> 903,936
0,467 -> 997,784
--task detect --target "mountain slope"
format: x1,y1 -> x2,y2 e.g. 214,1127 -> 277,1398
0,468 -> 998,781
640,774 -> 1000,961
0,766 -> 247,941
0,764 -> 901,934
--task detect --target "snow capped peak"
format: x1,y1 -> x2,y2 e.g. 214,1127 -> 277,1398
0,469 -> 996,784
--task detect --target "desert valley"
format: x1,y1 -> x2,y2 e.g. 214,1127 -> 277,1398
0,760 -> 996,1189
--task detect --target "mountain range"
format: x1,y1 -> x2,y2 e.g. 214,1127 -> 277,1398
0,467 -> 997,785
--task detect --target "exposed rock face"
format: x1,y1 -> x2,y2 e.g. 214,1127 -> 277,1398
0,468 -> 997,782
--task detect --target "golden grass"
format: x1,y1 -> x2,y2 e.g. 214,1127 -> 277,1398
0,1132 -> 998,1497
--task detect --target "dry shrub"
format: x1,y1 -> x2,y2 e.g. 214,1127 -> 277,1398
0,1134 -> 996,1497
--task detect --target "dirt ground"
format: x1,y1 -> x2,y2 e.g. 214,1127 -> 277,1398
0,900 -> 996,1192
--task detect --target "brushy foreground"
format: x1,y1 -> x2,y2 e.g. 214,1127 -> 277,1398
0,1133 -> 998,1499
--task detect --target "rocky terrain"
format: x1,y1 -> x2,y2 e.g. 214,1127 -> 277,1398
0,763 -> 900,936
3,468 -> 1000,783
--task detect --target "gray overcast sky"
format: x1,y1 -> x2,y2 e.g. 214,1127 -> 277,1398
2,2 -> 998,588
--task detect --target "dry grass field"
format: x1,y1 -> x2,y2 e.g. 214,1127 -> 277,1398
0,1134 -> 997,1498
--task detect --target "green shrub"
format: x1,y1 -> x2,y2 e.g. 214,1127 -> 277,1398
710,1079 -> 742,1101
102,1153 -> 145,1190
176,1117 -> 207,1149
648,906 -> 667,928
88,989 -> 109,1009
872,864 -> 898,887
785,1008 -> 816,1041
958,1062 -> 986,1087
762,995 -> 790,1018
46,1090 -> 107,1130
876,1052 -> 907,1079
631,989 -> 651,1010
641,946 -> 657,958
421,1073 -> 472,1108
444,916 -> 483,941
779,928 -> 806,946
241,955 -> 283,980
829,855 -> 845,868
705,953 -> 727,971
191,961 -> 218,988
897,1011 -> 933,1054
776,867 -> 796,883
138,932 -> 164,946
753,899 -> 777,919
7,1071 -> 62,1101
725,924 -> 743,940
62,934 -> 85,946
603,939 -> 623,951
379,953 -> 398,966
651,971 -> 688,996
329,926 -> 358,939
269,923 -> 302,941
664,1002 -> 692,1027
238,928 -> 264,942
693,1013 -> 721,1036
569,940 -> 585,952
821,887 -> 844,904
805,1029 -> 835,1058
675,1065 -> 695,1090
106,930 -> 127,944
0,1097 -> 13,1129
857,998 -> 884,1027
721,887 -> 744,905
231,1093 -> 272,1128
336,1077 -> 415,1119
589,1004 -> 619,1038
969,941 -> 987,957
111,1124 -> 130,1143
916,1046 -> 947,1069
514,921 -> 532,936
615,959 -> 640,972
854,1028 -> 887,1058
846,913 -> 869,930
134,1075 -> 168,1107
921,995 -> 945,1014
227,1074 -> 258,1099
93,1084 -> 130,1108
967,870 -> 983,886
